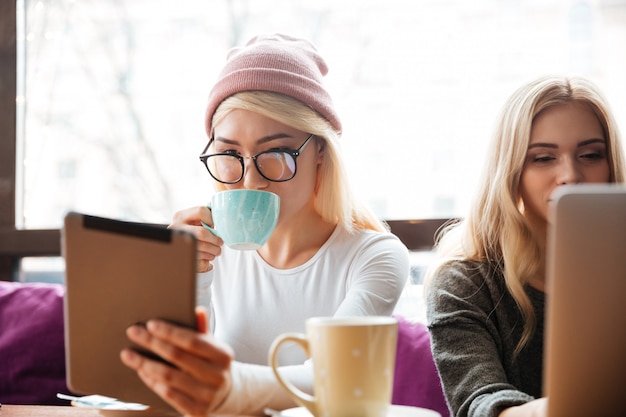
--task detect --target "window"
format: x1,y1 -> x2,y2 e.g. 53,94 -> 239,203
2,0 -> 626,283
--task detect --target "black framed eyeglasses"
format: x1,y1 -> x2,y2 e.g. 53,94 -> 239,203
199,134 -> 315,184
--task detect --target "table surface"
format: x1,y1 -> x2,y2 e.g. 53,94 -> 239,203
0,404 -> 440,417
0,405 -> 181,417
0,405 -> 102,416
0,404 -> 266,417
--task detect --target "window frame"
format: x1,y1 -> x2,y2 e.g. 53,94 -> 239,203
0,1 -> 18,280
0,2 -> 60,280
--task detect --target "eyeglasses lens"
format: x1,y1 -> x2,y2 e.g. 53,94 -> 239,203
208,155 -> 241,183
257,152 -> 296,181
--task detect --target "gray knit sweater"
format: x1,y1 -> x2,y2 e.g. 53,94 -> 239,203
426,260 -> 545,417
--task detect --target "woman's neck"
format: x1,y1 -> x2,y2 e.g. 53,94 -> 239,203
258,208 -> 336,269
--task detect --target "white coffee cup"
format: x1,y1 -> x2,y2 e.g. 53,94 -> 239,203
269,316 -> 398,417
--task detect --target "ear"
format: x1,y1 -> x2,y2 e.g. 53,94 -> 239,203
316,137 -> 325,164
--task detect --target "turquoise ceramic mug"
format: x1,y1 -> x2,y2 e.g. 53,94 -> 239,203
202,190 -> 280,250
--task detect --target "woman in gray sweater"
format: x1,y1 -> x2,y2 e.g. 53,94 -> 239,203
425,75 -> 626,417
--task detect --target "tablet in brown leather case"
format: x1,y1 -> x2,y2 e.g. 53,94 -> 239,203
62,211 -> 197,411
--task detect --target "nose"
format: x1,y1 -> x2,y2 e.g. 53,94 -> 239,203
556,157 -> 582,185
241,157 -> 268,189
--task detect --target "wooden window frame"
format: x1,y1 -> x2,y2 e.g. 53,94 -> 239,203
0,2 -> 60,280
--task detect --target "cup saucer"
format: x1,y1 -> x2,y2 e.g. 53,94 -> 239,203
63,394 -> 178,417
277,405 -> 441,417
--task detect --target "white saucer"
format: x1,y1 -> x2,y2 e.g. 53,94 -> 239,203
63,394 -> 179,417
278,405 -> 441,417
72,403 -> 179,417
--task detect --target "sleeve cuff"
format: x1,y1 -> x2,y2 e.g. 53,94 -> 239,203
211,361 -> 313,416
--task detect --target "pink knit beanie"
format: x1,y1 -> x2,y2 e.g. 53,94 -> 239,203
205,33 -> 342,135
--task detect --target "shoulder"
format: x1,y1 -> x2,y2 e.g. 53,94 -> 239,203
334,227 -> 409,267
426,260 -> 507,320
429,259 -> 504,292
334,226 -> 409,254
324,226 -> 409,280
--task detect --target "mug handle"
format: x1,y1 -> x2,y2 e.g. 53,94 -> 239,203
269,333 -> 317,416
200,220 -> 219,236
200,206 -> 221,237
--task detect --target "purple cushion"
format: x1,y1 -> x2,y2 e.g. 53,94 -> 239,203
392,315 -> 450,417
0,281 -> 71,405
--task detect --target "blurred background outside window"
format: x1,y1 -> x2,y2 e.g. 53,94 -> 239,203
18,0 -> 626,227
14,0 -> 626,309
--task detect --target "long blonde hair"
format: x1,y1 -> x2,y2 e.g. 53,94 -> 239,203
425,75 -> 626,356
210,91 -> 387,233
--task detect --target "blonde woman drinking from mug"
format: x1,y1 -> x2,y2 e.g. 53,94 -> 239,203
120,34 -> 409,417
425,75 -> 626,417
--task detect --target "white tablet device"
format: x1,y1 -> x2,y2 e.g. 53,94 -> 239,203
62,211 -> 197,411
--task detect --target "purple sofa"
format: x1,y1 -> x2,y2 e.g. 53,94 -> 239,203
0,281 -> 71,405
392,315 -> 450,417
0,281 -> 449,416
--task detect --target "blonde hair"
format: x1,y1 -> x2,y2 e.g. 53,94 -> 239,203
425,75 -> 626,356
210,91 -> 387,233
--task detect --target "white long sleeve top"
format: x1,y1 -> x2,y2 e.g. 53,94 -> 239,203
197,225 -> 409,415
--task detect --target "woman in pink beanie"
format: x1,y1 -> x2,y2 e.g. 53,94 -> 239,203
121,34 -> 409,416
